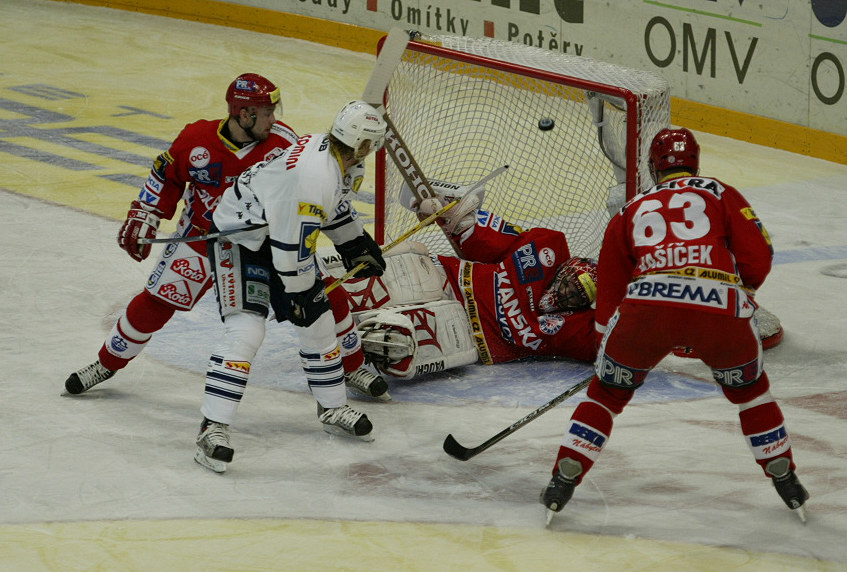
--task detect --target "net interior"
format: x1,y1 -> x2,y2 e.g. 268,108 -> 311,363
378,35 -> 670,259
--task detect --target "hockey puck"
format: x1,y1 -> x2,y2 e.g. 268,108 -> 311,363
538,118 -> 555,131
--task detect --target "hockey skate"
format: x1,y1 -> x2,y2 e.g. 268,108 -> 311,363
194,418 -> 234,473
65,360 -> 115,395
345,367 -> 390,401
540,458 -> 583,525
766,457 -> 810,523
317,404 -> 374,441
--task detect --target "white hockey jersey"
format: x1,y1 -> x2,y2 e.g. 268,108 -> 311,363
213,133 -> 366,294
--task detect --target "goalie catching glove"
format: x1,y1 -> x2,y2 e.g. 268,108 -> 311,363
117,200 -> 161,262
335,230 -> 386,278
400,177 -> 485,237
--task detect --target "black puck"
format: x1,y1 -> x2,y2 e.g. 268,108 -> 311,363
538,118 -> 555,131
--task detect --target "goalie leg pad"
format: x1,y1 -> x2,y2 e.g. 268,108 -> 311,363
358,300 -> 478,379
326,242 -> 447,312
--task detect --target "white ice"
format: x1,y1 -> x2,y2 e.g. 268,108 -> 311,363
2,1 -> 846,570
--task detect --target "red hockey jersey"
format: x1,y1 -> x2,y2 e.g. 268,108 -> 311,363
439,211 -> 597,364
137,119 -> 297,252
596,175 -> 773,330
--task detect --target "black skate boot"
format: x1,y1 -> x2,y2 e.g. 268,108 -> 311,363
540,457 -> 583,524
345,367 -> 390,401
317,403 -> 374,441
766,457 -> 809,523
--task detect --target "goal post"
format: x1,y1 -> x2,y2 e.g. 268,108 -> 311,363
373,34 -> 670,258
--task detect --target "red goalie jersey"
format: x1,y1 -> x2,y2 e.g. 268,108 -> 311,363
595,175 -> 773,332
438,211 -> 597,364
138,119 -> 297,253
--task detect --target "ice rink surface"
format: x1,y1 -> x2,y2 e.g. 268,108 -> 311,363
2,1 -> 846,570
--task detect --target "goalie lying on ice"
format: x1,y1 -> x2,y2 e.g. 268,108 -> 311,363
323,183 -> 783,380
323,200 -> 600,379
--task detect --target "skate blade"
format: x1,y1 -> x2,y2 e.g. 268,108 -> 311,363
795,505 -> 808,524
194,448 -> 227,473
321,425 -> 375,442
545,509 -> 555,526
374,390 -> 391,403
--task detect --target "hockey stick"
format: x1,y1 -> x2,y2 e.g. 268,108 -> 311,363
137,223 -> 267,245
325,198 -> 458,294
361,28 -> 466,258
362,27 -> 414,105
442,374 -> 593,461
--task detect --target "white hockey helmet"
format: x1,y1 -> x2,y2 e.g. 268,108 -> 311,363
331,100 -> 387,157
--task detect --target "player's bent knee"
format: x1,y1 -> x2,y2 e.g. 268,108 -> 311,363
221,311 -> 267,357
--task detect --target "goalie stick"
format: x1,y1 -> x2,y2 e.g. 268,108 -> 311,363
442,374 -> 593,461
362,28 -> 467,256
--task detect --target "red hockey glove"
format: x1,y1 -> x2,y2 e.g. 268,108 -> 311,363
117,200 -> 161,262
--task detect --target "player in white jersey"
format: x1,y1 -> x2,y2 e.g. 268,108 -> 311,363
194,100 -> 388,472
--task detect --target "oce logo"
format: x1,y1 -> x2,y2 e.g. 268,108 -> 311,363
189,146 -> 210,168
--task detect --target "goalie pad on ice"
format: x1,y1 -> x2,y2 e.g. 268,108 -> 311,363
320,242 -> 446,312
358,300 -> 478,379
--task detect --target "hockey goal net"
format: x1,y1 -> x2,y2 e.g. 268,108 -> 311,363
374,34 -> 670,258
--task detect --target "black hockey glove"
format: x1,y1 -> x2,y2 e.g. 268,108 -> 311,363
289,279 -> 331,327
335,231 -> 386,278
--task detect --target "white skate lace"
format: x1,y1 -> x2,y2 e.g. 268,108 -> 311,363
76,361 -> 114,390
199,422 -> 230,448
344,369 -> 377,392
319,405 -> 362,430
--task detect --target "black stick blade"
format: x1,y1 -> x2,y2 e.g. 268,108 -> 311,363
442,434 -> 473,461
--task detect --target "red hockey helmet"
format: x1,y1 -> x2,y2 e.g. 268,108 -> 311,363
539,257 -> 598,313
649,127 -> 700,181
226,73 -> 281,116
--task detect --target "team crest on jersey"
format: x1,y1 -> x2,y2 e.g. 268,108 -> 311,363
188,162 -> 223,187
511,242 -> 544,284
299,222 -> 321,260
538,314 -> 564,335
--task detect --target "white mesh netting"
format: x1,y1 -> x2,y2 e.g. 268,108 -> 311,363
377,34 -> 670,258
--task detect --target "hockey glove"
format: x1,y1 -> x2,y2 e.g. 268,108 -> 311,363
117,200 -> 161,262
335,231 -> 386,278
289,279 -> 331,327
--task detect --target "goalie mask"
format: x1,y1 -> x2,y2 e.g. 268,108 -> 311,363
538,257 -> 598,313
